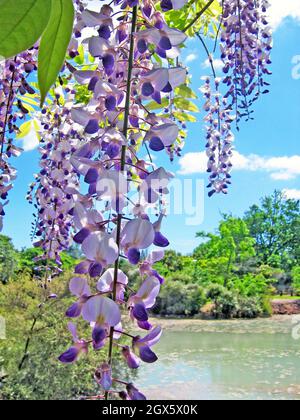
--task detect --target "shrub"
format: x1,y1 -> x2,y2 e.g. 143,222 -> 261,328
153,280 -> 205,317
291,267 -> 300,295
0,274 -> 126,400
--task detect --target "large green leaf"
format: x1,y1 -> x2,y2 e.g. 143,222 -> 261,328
0,0 -> 51,58
174,98 -> 200,113
38,0 -> 74,106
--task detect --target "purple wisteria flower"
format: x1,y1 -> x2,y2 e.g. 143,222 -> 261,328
81,232 -> 119,277
82,295 -> 121,349
97,269 -> 128,302
220,0 -> 272,124
129,276 -> 161,328
121,218 -> 155,264
1,49 -> 37,230
59,323 -> 89,364
133,326 -> 162,363
200,76 -> 235,196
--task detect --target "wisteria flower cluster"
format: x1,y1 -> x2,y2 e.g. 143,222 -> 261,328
201,76 -> 235,197
220,0 -> 272,124
44,0 -> 189,400
200,0 -> 272,195
28,84 -> 85,281
0,49 -> 37,230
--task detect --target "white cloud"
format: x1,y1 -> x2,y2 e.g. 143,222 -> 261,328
268,0 -> 300,30
178,151 -> 300,181
185,53 -> 198,64
20,129 -> 40,152
283,189 -> 300,200
202,58 -> 224,72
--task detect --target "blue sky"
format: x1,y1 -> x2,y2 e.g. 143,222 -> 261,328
3,2 -> 300,254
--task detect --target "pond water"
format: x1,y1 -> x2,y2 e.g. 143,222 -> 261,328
137,317 -> 300,400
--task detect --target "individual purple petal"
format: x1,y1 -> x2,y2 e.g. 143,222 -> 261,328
149,137 -> 164,152
82,232 -> 119,266
142,82 -> 154,97
121,218 -> 155,250
89,262 -> 103,278
75,260 -> 90,274
98,24 -> 111,40
162,82 -> 172,93
152,270 -> 165,284
73,228 -> 90,244
127,384 -> 147,401
66,302 -> 82,318
135,277 -> 161,309
69,277 -> 91,297
139,326 -> 162,347
97,268 -> 128,292
122,346 -> 140,369
128,248 -> 141,265
132,302 -> 148,322
58,347 -> 79,364
137,39 -> 148,54
159,36 -> 172,51
154,231 -> 170,248
96,363 -> 112,391
88,76 -> 98,91
152,91 -> 162,104
161,0 -> 173,12
85,119 -> 99,134
106,143 -> 120,159
68,322 -> 79,342
139,345 -> 158,363
105,95 -> 117,111
137,320 -> 153,331
84,168 -> 99,184
92,324 -> 107,345
82,295 -> 121,326
103,54 -> 115,75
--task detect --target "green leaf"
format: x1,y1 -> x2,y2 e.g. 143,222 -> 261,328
175,85 -> 198,100
38,0 -> 74,106
146,98 -> 169,111
174,98 -> 199,113
16,121 -> 32,139
0,0 -> 51,58
173,111 -> 197,123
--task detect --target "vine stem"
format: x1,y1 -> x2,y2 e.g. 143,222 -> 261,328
105,5 -> 138,401
183,0 -> 216,33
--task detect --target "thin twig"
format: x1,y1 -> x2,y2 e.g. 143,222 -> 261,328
183,0 -> 216,33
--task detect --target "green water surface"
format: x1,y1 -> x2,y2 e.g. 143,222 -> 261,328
138,317 -> 300,400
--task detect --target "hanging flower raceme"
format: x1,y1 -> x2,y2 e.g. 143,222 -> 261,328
220,0 -> 272,125
200,76 -> 235,197
29,84 -> 85,278
58,0 -> 189,400
0,49 -> 38,230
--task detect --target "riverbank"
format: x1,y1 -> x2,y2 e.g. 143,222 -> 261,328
272,299 -> 300,315
150,315 -> 298,334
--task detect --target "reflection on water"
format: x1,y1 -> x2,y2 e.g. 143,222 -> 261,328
138,317 -> 300,400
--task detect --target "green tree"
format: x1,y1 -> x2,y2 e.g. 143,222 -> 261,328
195,217 -> 256,287
244,191 -> 300,269
291,267 -> 300,295
18,247 -> 78,277
0,235 -> 18,284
